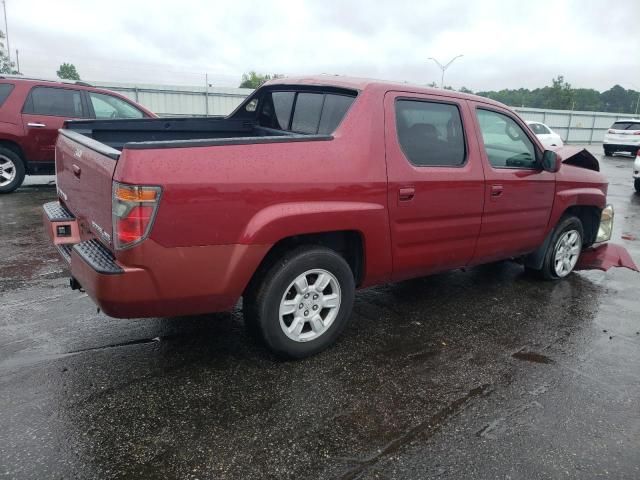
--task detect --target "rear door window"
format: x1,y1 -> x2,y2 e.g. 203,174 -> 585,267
395,99 -> 466,166
23,86 -> 84,117
0,83 -> 14,107
88,92 -> 145,119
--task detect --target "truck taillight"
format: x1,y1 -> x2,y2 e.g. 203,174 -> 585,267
112,182 -> 162,249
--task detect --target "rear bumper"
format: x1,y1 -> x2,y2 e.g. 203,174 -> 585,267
603,143 -> 640,154
43,201 -> 269,318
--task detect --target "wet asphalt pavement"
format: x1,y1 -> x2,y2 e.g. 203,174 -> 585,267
1,146 -> 639,479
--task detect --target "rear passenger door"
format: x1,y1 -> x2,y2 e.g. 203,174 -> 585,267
470,104 -> 555,263
21,86 -> 88,162
385,92 -> 485,281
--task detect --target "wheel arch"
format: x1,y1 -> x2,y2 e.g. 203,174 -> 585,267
244,230 -> 366,299
0,139 -> 25,160
524,204 -> 601,269
240,201 -> 392,289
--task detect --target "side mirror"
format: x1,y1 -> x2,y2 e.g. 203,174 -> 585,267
541,150 -> 561,173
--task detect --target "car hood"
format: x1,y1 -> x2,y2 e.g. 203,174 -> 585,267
554,146 -> 600,172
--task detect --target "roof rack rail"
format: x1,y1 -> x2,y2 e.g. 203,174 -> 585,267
0,75 -> 92,87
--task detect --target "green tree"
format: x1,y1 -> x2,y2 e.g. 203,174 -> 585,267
458,86 -> 474,94
239,71 -> 283,89
0,30 -> 19,74
543,75 -> 573,110
600,85 -> 638,113
56,63 -> 81,81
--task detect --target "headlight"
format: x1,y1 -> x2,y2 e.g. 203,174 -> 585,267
596,204 -> 614,243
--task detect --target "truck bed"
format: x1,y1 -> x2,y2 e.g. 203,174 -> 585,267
63,117 -> 330,156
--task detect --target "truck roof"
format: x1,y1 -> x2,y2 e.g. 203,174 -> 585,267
264,74 -> 507,109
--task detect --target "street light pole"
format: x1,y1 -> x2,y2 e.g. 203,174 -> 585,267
428,55 -> 463,88
2,0 -> 10,63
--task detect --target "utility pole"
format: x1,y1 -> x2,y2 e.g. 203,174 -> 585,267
15,48 -> 18,72
428,55 -> 463,88
2,0 -> 9,63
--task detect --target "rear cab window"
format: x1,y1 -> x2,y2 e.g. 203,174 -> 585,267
23,86 -> 85,117
0,83 -> 15,107
256,89 -> 356,134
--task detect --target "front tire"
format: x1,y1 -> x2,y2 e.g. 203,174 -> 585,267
0,147 -> 26,194
533,216 -> 584,280
244,246 -> 355,359
635,178 -> 640,193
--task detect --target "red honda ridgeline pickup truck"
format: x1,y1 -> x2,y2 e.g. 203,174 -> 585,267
43,76 -> 637,358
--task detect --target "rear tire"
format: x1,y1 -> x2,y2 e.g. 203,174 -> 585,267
635,179 -> 640,193
603,147 -> 613,157
0,147 -> 26,194
244,246 -> 355,359
529,216 -> 584,280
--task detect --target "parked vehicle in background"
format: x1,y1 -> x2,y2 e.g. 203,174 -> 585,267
603,119 -> 640,156
526,121 -> 564,149
0,76 -> 155,193
634,149 -> 640,192
42,76 -> 637,358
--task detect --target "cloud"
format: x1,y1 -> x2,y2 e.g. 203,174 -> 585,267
7,0 -> 640,90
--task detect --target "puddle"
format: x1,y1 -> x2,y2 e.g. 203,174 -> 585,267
512,350 -> 554,364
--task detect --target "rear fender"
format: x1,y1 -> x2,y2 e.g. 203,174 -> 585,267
240,201 -> 392,285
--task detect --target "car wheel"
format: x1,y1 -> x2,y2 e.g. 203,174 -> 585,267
531,216 -> 584,280
635,179 -> 640,193
244,246 -> 355,359
603,147 -> 612,157
0,147 -> 26,194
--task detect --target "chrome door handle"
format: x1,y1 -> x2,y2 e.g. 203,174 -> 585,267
27,122 -> 47,128
399,187 -> 415,201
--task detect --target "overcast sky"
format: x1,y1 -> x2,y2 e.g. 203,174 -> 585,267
6,0 -> 640,91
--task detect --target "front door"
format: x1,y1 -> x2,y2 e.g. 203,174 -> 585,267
470,104 -> 555,263
384,91 -> 485,282
21,86 -> 87,163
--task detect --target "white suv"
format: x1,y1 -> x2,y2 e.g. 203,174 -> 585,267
634,150 -> 640,192
603,119 -> 640,156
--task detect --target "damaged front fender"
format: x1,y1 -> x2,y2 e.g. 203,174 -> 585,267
575,243 -> 639,272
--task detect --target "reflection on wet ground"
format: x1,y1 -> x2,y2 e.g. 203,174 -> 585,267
1,152 -> 639,479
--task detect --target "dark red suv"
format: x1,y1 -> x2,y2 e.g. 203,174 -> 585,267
0,76 -> 155,193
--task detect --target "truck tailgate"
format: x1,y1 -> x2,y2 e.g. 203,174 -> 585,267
55,130 -> 120,249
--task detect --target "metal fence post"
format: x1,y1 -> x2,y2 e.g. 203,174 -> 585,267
134,86 -> 139,103
204,73 -> 209,117
588,114 -> 596,144
566,110 -> 573,143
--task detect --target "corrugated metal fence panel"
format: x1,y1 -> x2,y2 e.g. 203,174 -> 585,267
90,81 -> 636,143
514,107 -> 636,144
91,81 -> 253,117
